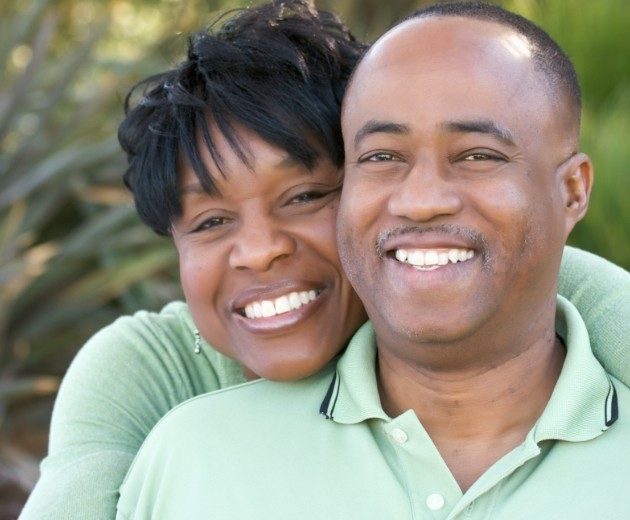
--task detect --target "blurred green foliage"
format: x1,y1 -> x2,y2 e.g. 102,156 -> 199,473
514,0 -> 630,273
0,0 -> 628,512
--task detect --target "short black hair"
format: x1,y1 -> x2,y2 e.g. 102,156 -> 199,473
407,1 -> 581,123
118,0 -> 367,236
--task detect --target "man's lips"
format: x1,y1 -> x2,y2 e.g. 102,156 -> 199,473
376,225 -> 487,265
392,247 -> 475,269
372,225 -> 488,278
382,235 -> 477,270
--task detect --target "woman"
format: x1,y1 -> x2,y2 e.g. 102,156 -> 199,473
21,2 -> 630,518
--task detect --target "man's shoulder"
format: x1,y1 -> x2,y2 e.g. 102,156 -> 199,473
119,365 -> 339,510
569,374 -> 630,458
608,375 -> 630,432
145,365 -> 337,443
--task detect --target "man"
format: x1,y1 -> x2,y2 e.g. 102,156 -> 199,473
117,3 -> 629,519
336,0 -> 607,494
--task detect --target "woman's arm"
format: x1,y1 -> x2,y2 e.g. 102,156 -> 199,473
20,302 -> 244,520
558,246 -> 630,384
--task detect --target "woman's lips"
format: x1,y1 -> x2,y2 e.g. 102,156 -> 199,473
233,287 -> 326,334
242,289 -> 320,318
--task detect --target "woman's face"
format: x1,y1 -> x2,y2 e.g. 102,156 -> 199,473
171,125 -> 367,380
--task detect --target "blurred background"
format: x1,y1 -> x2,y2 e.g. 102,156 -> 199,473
0,0 -> 628,515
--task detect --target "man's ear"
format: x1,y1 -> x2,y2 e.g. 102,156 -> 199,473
557,152 -> 593,236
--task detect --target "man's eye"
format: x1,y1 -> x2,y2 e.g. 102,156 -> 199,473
462,152 -> 504,161
359,152 -> 397,163
360,152 -> 397,162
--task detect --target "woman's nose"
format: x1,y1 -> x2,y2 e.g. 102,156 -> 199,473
228,215 -> 296,272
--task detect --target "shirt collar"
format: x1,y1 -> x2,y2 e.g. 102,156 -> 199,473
320,296 -> 618,440
533,295 -> 618,442
319,321 -> 388,424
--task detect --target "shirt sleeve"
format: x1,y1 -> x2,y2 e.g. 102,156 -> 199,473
558,246 -> 630,385
20,303 -> 244,520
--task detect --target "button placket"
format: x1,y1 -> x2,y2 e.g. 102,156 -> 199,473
384,411 -> 462,519
426,493 -> 445,511
390,427 -> 408,445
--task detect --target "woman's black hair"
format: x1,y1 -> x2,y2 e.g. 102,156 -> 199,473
118,0 -> 367,236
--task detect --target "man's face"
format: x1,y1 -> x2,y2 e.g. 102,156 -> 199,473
338,17 -> 589,362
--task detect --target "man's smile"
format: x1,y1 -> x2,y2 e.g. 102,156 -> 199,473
393,247 -> 475,269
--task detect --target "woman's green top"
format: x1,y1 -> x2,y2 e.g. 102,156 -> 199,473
20,246 -> 630,520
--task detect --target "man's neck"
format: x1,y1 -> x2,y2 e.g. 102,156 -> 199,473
376,331 -> 566,492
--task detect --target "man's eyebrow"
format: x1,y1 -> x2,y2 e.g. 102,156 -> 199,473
353,120 -> 410,147
443,119 -> 516,146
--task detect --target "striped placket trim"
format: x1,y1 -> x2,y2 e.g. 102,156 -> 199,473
319,371 -> 340,420
604,377 -> 618,429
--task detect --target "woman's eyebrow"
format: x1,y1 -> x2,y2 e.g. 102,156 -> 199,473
178,182 -> 223,199
180,184 -> 206,196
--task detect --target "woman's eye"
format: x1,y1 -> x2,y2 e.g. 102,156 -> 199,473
288,190 -> 328,204
193,216 -> 227,232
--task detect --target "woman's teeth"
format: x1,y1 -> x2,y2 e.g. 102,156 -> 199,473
244,290 -> 318,319
394,248 -> 474,269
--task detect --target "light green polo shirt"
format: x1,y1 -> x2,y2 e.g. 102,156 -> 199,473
117,296 -> 630,520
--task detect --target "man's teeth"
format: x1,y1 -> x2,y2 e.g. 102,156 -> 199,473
395,248 -> 474,268
244,290 -> 318,319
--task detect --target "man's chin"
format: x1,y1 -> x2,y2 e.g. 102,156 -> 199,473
376,314 -> 467,343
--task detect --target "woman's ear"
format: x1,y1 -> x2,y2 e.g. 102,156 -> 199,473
558,152 -> 593,236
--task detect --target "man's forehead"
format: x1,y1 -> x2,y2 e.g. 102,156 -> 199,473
342,16 -> 550,135
355,16 -> 532,84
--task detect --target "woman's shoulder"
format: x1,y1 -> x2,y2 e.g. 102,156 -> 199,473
86,300 -> 193,348
71,301 -> 243,392
49,299 -> 245,481
22,302 -> 244,519
50,300 -> 245,454
67,300 -> 193,386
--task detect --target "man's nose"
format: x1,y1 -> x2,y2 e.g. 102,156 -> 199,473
228,215 -> 296,272
387,160 -> 463,222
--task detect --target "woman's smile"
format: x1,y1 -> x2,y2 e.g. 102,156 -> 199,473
233,282 -> 327,334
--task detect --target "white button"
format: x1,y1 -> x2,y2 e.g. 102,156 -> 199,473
390,428 -> 408,444
426,493 -> 445,511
